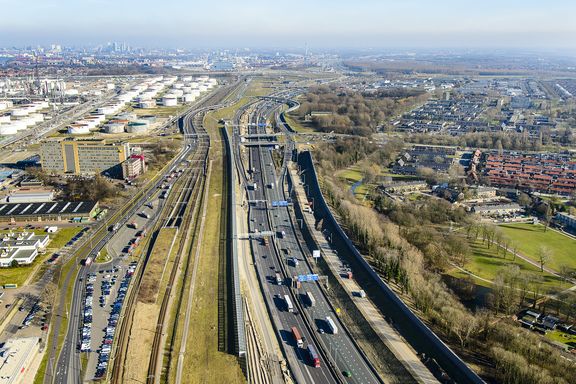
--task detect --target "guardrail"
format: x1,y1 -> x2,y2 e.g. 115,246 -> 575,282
296,151 -> 485,384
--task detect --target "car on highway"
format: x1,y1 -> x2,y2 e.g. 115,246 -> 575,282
343,370 -> 352,378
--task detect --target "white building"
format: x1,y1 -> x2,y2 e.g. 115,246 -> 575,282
0,232 -> 49,267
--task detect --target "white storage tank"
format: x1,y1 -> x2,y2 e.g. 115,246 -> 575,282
10,120 -> 27,131
11,108 -> 29,117
104,123 -> 125,134
0,124 -> 18,135
126,121 -> 149,134
138,100 -> 156,109
162,96 -> 178,107
183,94 -> 196,103
30,113 -> 44,123
68,124 -> 90,134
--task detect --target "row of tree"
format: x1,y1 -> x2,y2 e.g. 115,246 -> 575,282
316,162 -> 575,384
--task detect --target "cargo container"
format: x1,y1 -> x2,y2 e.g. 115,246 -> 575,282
306,291 -> 316,307
307,344 -> 320,368
291,326 -> 303,348
325,316 -> 338,334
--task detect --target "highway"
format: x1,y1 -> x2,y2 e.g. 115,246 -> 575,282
235,95 -> 382,384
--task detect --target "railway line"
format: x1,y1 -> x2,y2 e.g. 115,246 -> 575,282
109,79 -> 246,384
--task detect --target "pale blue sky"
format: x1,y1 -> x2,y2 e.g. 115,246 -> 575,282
1,0 -> 575,50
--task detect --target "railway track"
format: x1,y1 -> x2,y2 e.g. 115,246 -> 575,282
110,78 -> 249,384
146,108 -> 211,384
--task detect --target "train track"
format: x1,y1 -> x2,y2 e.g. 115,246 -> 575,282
145,108 -> 211,384
111,77 -> 250,384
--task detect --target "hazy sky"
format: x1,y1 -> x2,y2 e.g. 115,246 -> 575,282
1,0 -> 575,51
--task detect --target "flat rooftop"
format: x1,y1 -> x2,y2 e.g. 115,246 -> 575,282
0,201 -> 97,217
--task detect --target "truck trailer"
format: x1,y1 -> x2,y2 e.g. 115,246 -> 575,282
325,316 -> 338,334
291,326 -> 303,348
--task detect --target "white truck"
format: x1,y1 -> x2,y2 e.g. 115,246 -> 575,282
325,316 -> 338,334
306,291 -> 316,307
284,295 -> 294,313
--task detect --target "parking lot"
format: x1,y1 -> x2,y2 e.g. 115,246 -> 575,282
80,196 -> 159,380
81,263 -> 137,379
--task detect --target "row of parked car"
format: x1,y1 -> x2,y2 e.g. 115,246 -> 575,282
80,274 -> 96,352
20,301 -> 42,329
94,262 -> 137,379
65,227 -> 90,247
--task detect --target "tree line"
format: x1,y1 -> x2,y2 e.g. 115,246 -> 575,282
314,153 -> 575,384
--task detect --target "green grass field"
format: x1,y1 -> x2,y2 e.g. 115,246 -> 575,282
460,239 -> 569,293
498,223 -> 576,271
336,166 -> 363,184
283,114 -> 316,133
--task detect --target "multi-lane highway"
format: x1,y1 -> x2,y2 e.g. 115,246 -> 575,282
235,95 -> 382,384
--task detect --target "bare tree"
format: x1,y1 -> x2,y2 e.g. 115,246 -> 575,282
537,245 -> 552,272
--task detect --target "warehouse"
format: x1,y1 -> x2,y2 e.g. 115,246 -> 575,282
0,200 -> 99,223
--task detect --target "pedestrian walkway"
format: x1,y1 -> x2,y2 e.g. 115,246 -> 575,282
289,164 -> 439,384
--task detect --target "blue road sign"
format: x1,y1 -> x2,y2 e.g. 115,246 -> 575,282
297,274 -> 319,282
272,200 -> 289,207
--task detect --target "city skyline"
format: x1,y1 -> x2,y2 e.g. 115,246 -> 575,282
1,0 -> 576,52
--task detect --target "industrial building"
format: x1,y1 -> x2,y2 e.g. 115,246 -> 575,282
6,190 -> 55,203
0,337 -> 40,384
0,232 -> 49,267
40,138 -> 129,176
0,200 -> 99,223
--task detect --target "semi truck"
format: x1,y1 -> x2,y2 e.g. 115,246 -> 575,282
284,295 -> 294,313
291,326 -> 303,348
306,291 -> 316,307
307,344 -> 320,368
325,316 -> 338,334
